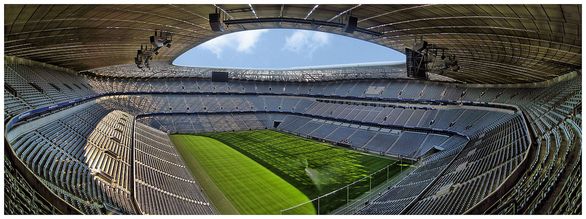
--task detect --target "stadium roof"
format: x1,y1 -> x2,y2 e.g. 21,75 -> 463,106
4,4 -> 581,84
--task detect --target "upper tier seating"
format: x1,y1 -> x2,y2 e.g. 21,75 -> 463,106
4,64 -> 95,117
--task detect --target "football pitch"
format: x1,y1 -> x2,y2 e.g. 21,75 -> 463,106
171,130 -> 404,214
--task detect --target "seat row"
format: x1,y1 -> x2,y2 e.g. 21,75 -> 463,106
8,104 -> 136,214
4,64 -> 95,117
133,122 -> 214,214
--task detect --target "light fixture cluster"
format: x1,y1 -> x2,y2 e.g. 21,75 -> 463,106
135,30 -> 173,70
407,38 -> 461,79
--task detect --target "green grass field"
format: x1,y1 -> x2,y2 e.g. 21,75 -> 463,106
172,135 -> 315,214
172,130 -> 404,215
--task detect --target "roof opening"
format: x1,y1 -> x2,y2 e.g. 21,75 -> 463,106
173,29 -> 404,69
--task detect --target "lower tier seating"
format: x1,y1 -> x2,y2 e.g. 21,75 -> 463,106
134,122 -> 214,214
8,104 -> 136,214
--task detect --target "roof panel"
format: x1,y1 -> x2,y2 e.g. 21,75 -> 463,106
3,4 -> 582,84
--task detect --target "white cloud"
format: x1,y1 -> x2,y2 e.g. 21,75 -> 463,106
283,30 -> 331,57
200,29 -> 269,58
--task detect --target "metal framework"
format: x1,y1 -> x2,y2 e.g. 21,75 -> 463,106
223,17 -> 383,36
4,4 -> 582,84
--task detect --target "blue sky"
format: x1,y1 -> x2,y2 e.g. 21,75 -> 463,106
173,29 -> 405,69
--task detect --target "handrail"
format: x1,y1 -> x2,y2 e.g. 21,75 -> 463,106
129,116 -> 143,214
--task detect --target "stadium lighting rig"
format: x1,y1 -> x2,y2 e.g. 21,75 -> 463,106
209,7 -> 226,32
150,29 -> 173,52
135,30 -> 173,70
406,38 -> 461,79
135,44 -> 152,70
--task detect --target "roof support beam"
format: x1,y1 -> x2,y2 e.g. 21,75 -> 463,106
304,5 -> 319,20
328,4 -> 361,22
248,4 -> 258,19
224,17 -> 383,36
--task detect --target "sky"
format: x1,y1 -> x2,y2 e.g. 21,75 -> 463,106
173,29 -> 405,69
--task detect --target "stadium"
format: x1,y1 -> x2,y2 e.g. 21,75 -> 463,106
3,3 -> 582,215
